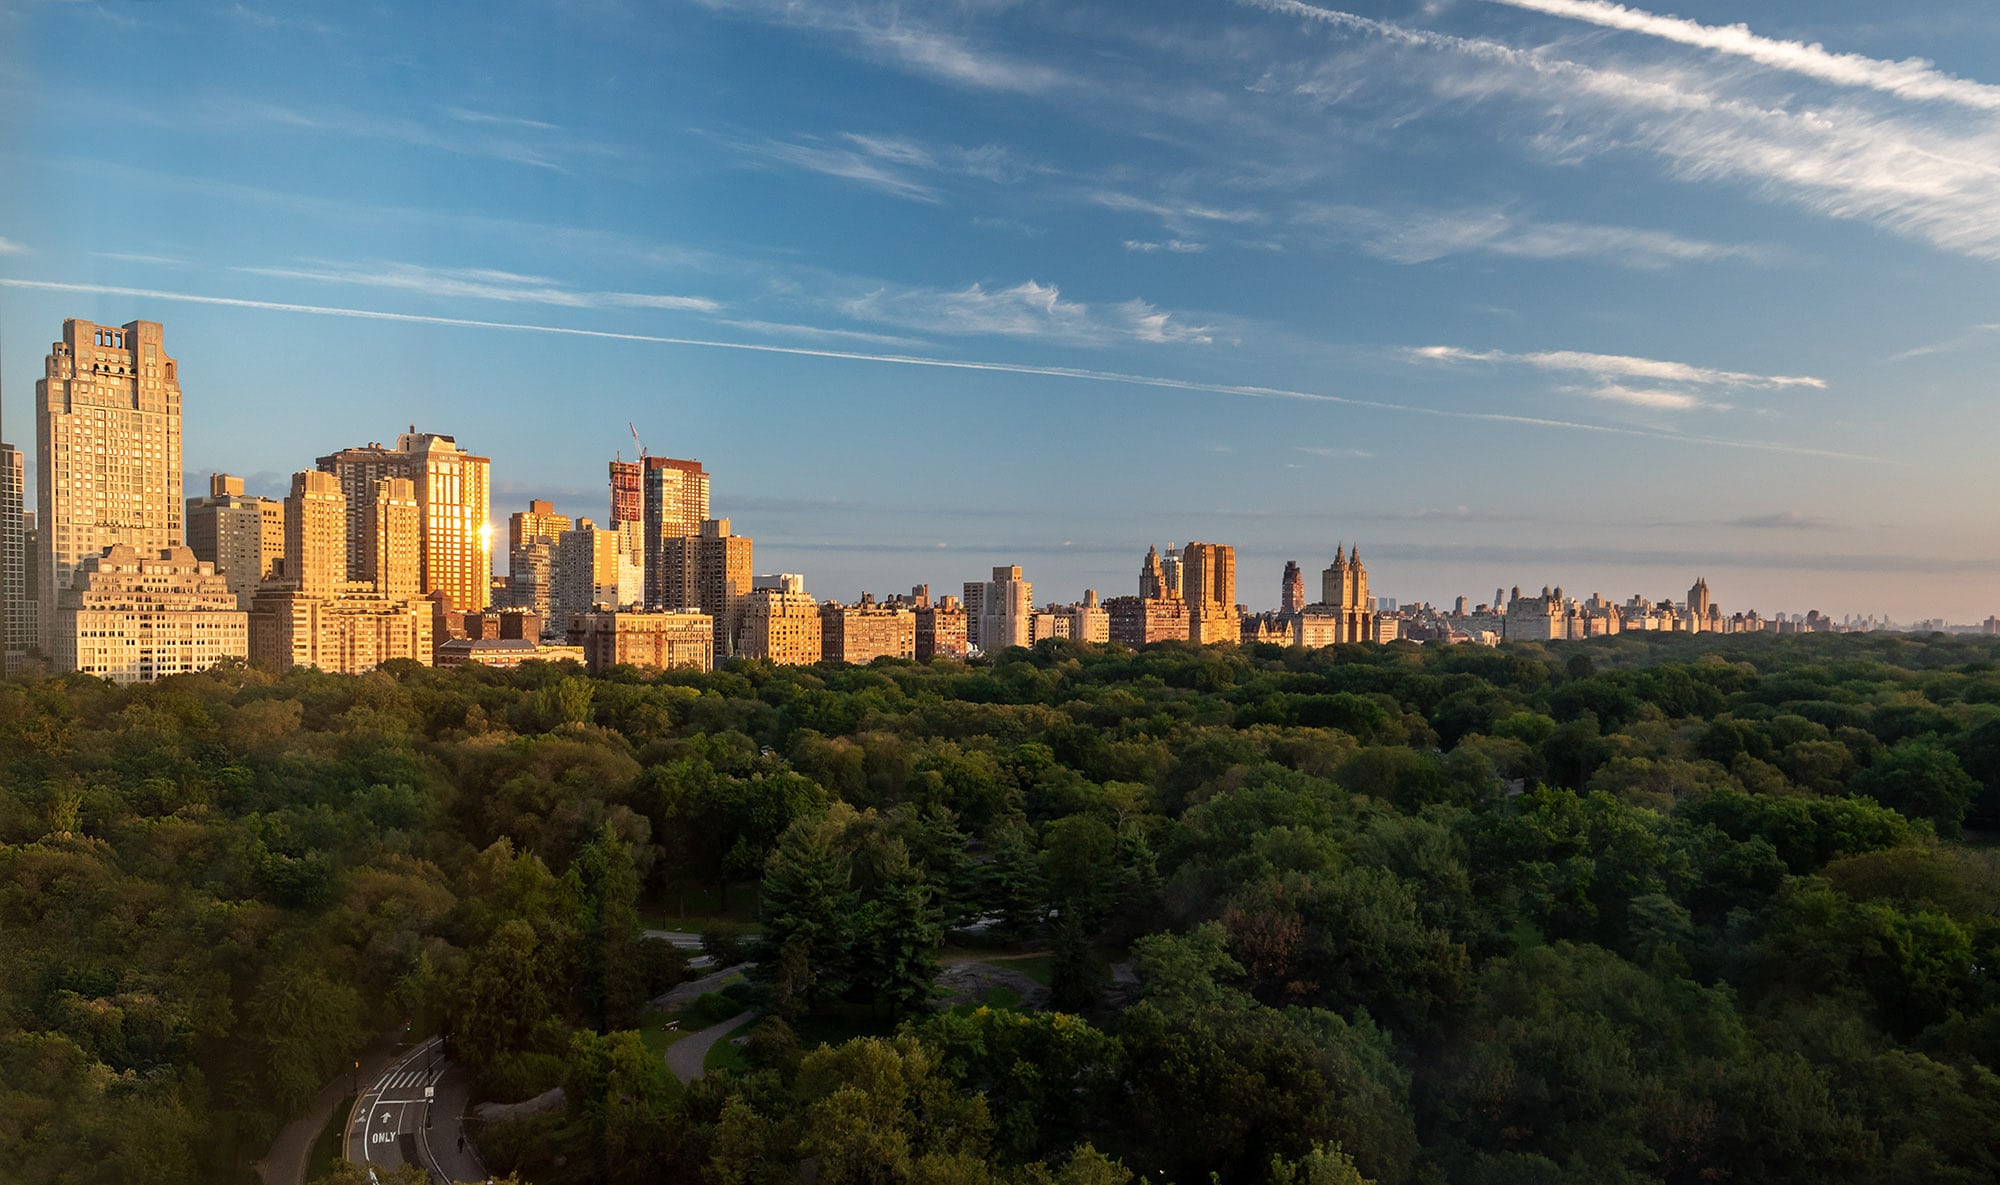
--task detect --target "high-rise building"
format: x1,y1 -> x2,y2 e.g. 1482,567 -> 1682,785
961,581 -> 986,649
552,517 -> 630,627
1300,545 -> 1377,645
36,320 -> 184,659
609,459 -> 642,526
363,477 -> 421,601
642,456 -> 710,608
57,545 -> 246,682
1,441 -> 29,674
1181,541 -> 1238,646
186,474 -> 286,610
1281,561 -> 1305,615
319,430 -> 492,612
504,500 -> 570,622
285,470 -> 348,597
976,565 -> 1033,651
657,518 -> 753,658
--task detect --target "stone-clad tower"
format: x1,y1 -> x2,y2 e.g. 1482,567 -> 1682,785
36,320 -> 183,658
1280,560 -> 1304,615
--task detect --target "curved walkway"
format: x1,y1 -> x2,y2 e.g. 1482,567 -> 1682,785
666,1011 -> 756,1084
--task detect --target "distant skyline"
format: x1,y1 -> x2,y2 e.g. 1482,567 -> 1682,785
2,1 -> 1996,621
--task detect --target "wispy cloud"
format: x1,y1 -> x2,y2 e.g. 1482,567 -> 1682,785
0,276 -> 1874,461
1483,0 -> 2000,112
1291,203 -> 1771,267
1297,445 -> 1374,458
1885,322 -> 2000,362
233,261 -> 720,313
91,251 -> 184,266
714,318 -> 931,350
1727,511 -> 1839,531
1244,0 -> 2000,262
189,96 -> 623,172
0,237 -> 25,256
686,0 -> 1066,94
1087,189 -> 1265,232
1124,239 -> 1208,254
1410,345 -> 1825,390
720,131 -> 1030,202
1580,384 -> 1704,411
840,279 -> 1216,346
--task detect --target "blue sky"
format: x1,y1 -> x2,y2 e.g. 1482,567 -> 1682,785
1,0 -> 1996,622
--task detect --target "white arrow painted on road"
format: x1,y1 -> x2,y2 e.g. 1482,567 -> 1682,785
379,1110 -> 391,1124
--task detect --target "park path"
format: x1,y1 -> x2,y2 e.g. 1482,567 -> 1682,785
666,1011 -> 756,1084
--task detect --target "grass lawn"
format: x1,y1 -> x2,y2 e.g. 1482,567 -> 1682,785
638,1008 -> 696,1060
305,1094 -> 355,1181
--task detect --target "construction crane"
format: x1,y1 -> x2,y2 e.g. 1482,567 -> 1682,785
628,421 -> 649,461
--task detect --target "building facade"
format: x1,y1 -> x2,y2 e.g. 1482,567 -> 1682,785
641,456 -> 710,608
821,595 -> 917,664
1,442 -> 29,673
36,320 -> 184,659
609,459 -> 643,526
737,579 -> 821,666
569,609 -> 715,673
186,473 -> 285,610
915,596 -> 969,660
57,545 -> 246,683
1181,541 -> 1240,646
975,564 -> 1033,651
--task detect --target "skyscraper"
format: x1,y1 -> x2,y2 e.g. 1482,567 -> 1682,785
1281,561 -> 1305,615
976,565 -> 1033,651
362,478 -> 421,601
0,441 -> 28,675
609,459 -> 642,526
506,499 -> 570,621
285,470 -> 348,597
1180,541 -> 1238,646
642,456 -> 710,608
319,430 -> 492,612
35,319 -> 184,658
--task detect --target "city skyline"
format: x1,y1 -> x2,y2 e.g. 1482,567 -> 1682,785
2,2 -> 1997,620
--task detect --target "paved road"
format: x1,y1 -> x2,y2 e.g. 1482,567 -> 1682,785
666,1011 -> 756,1084
345,1037 -> 445,1178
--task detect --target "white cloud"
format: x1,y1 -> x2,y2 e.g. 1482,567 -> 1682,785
1581,383 -> 1705,411
1088,189 -> 1265,231
234,260 -> 720,313
1123,239 -> 1209,253
687,1 -> 1065,94
1293,204 -> 1769,267
0,237 -> 25,255
1409,345 -> 1825,389
1243,0 -> 2000,262
841,279 -> 1214,346
1297,445 -> 1375,458
721,131 -> 1034,202
1483,0 -> 2000,113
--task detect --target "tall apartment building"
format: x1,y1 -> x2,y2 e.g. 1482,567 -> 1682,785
504,500 -> 570,622
36,320 -> 184,659
247,470 -> 432,674
609,459 -> 642,526
821,594 -> 916,664
656,518 -> 753,658
1281,561 -> 1305,615
318,430 -> 491,612
1065,590 -> 1110,644
1,441 -> 29,674
641,456 -> 710,608
975,565 -> 1033,652
551,517 -> 631,627
961,581 -> 986,649
362,477 -> 421,601
1181,541 -> 1239,646
285,470 -> 347,597
1298,545 -> 1377,645
186,474 -> 285,609
57,545 -> 246,683
737,575 -> 820,665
